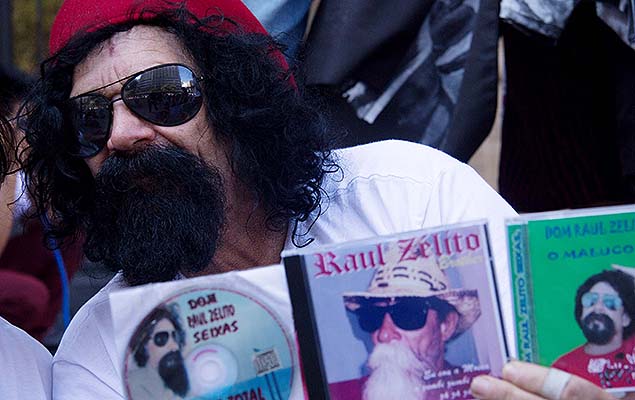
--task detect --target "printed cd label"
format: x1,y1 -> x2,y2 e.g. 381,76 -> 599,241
124,287 -> 294,400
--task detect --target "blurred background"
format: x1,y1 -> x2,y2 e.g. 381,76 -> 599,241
1,0 -> 61,73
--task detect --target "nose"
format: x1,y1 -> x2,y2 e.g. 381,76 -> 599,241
591,300 -> 607,313
107,100 -> 156,152
166,335 -> 179,351
375,313 -> 402,344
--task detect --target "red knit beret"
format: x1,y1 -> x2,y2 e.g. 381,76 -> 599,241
50,0 -> 277,57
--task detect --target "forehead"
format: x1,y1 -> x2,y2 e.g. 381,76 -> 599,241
71,25 -> 191,97
154,317 -> 176,332
589,281 -> 618,295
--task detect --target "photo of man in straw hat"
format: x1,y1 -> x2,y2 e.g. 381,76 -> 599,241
331,249 -> 484,400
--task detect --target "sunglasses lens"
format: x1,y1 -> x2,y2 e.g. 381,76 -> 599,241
603,295 -> 623,311
356,298 -> 430,332
123,65 -> 203,127
582,292 -> 598,308
391,298 -> 429,331
69,95 -> 111,157
357,307 -> 387,333
153,331 -> 170,347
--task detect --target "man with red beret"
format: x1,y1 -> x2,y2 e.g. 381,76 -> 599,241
19,1 -> 601,399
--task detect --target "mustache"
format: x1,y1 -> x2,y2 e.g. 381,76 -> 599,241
94,146 -> 206,192
83,145 -> 226,286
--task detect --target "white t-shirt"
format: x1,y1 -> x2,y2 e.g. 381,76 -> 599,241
52,140 -> 517,399
0,317 -> 52,399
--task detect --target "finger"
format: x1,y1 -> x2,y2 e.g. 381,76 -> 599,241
558,375 -> 616,400
502,361 -> 616,400
470,375 -> 545,400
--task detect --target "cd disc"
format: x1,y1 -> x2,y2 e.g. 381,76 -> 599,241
124,287 -> 295,400
186,343 -> 238,395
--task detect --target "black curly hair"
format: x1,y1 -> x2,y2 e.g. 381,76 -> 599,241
0,115 -> 12,181
0,65 -> 28,182
574,269 -> 635,339
20,5 -> 341,248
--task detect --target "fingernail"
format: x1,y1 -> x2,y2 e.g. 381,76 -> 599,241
503,362 -> 519,381
470,376 -> 491,398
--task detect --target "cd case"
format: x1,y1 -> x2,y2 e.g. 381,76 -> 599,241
109,264 -> 304,400
507,204 -> 635,392
283,221 -> 508,400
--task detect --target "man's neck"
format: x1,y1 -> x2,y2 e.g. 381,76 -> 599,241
185,198 -> 288,277
584,335 -> 624,355
212,222 -> 287,274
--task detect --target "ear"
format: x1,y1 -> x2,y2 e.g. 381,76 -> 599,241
440,311 -> 459,341
623,312 -> 631,328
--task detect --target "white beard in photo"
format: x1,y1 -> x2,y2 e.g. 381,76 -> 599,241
363,341 -> 425,400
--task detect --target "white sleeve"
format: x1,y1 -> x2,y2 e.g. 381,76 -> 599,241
52,294 -> 125,399
0,317 -> 52,400
52,361 -> 123,399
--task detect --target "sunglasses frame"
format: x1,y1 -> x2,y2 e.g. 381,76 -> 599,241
581,291 -> 623,311
152,329 -> 179,347
66,63 -> 205,158
355,297 -> 433,333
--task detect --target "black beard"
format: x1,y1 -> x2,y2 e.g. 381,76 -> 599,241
83,145 -> 226,286
581,312 -> 617,345
158,350 -> 190,397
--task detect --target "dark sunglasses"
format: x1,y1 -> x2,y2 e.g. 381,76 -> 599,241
582,292 -> 623,311
153,329 -> 179,347
66,63 -> 204,158
355,297 -> 432,332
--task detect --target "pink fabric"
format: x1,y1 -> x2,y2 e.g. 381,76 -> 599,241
51,0 -> 267,54
553,335 -> 635,389
0,270 -> 49,336
49,0 -> 291,81
0,221 -> 82,340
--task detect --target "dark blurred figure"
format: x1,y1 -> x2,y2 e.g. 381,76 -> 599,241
0,65 -> 82,341
500,2 -> 635,211
301,0 -> 500,162
0,65 -> 32,114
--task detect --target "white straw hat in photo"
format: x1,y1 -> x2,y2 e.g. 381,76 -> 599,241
343,247 -> 481,336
